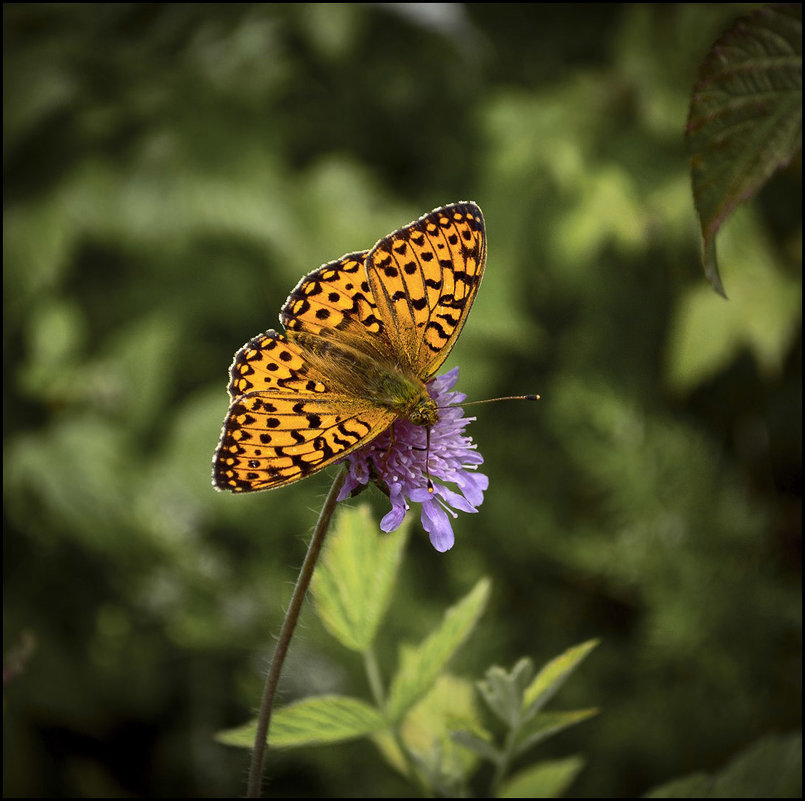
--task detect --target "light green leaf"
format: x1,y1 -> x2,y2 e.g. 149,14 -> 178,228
477,658 -> 535,726
311,504 -> 408,652
644,732 -> 801,798
498,755 -> 585,799
686,4 -> 802,296
375,674 -> 487,793
523,639 -> 600,715
666,207 -> 802,393
217,695 -> 386,749
386,577 -> 491,723
451,729 -> 501,764
514,708 -> 598,757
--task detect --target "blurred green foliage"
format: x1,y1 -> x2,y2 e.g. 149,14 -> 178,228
3,4 -> 800,798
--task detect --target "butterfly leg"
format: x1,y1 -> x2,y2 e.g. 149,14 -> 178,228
380,425 -> 397,472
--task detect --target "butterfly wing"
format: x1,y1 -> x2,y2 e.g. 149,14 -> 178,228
280,251 -> 383,339
226,329 -> 328,400
213,330 -> 395,491
213,201 -> 486,492
364,202 -> 486,379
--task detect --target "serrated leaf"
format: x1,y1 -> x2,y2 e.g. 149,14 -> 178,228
216,695 -> 386,750
386,577 -> 491,723
523,639 -> 599,715
686,4 -> 802,296
375,674 -> 487,793
477,658 -> 535,726
311,504 -> 408,652
644,732 -> 802,798
498,755 -> 585,799
514,708 -> 598,757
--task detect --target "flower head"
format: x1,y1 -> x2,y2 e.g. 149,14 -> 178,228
337,367 -> 488,552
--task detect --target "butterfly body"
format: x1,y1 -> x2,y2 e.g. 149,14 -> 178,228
213,202 -> 485,493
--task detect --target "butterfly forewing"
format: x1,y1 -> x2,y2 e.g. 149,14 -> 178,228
280,251 -> 384,339
365,202 -> 486,379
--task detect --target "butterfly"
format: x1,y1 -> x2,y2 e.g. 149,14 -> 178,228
212,201 -> 486,492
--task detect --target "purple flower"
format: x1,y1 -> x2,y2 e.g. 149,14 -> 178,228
337,367 -> 488,552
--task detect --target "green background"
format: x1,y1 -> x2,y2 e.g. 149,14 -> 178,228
3,4 -> 800,797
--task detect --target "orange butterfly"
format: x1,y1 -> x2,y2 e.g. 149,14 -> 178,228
212,202 -> 486,492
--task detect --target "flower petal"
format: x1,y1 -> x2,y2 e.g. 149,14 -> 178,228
456,471 -> 489,506
437,485 -> 478,514
381,501 -> 407,533
339,367 -> 486,551
420,500 -> 455,552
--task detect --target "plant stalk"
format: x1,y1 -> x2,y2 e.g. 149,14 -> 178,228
246,465 -> 348,797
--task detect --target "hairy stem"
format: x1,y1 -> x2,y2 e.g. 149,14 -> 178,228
246,465 -> 348,798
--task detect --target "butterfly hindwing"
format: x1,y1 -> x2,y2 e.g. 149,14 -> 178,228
227,330 -> 329,400
365,202 -> 486,379
213,390 -> 396,491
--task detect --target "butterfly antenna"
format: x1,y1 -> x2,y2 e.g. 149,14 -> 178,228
442,394 -> 540,409
426,426 -> 434,493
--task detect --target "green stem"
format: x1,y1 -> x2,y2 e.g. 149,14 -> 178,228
364,645 -> 430,796
246,465 -> 348,798
490,714 -> 521,796
390,725 -> 433,798
363,646 -> 385,709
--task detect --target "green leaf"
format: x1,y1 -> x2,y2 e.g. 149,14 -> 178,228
686,4 -> 802,296
644,732 -> 801,798
666,206 -> 802,393
375,674 -> 487,793
523,639 -> 600,715
311,504 -> 408,652
645,773 -> 713,799
451,729 -> 501,764
514,708 -> 598,757
477,658 -> 535,726
385,577 -> 491,723
498,755 -> 585,799
217,695 -> 386,749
